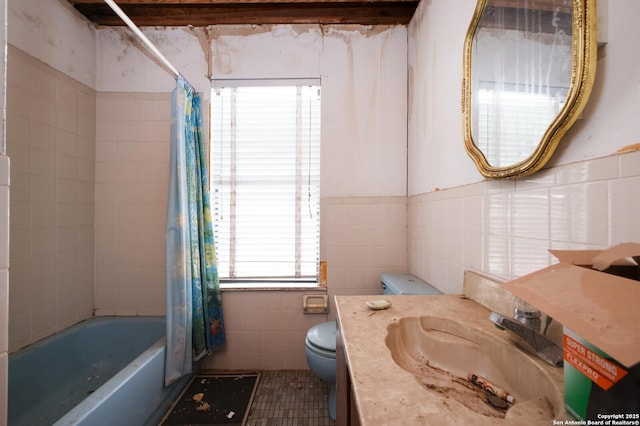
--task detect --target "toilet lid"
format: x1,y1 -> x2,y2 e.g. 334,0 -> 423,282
306,321 -> 336,352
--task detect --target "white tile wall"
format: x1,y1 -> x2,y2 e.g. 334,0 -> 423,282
191,196 -> 408,371
6,46 -> 96,352
199,290 -> 329,371
408,151 -> 640,292
94,92 -> 173,316
321,196 -> 407,317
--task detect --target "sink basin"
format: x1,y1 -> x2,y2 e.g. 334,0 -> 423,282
385,316 -> 564,422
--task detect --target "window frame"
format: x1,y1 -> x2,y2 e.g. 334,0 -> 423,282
209,79 -> 322,290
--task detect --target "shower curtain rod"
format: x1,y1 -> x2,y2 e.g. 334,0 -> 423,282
104,0 -> 191,87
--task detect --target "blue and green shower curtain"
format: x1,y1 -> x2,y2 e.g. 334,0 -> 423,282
165,76 -> 225,386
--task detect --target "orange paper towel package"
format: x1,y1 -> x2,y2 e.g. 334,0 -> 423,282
503,243 -> 640,421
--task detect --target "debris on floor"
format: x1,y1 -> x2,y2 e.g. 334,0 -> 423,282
160,373 -> 258,425
195,401 -> 210,412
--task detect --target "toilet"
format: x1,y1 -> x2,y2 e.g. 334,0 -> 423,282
380,272 -> 441,295
305,273 -> 440,420
305,321 -> 337,420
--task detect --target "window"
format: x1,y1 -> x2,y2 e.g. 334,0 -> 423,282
210,81 -> 321,286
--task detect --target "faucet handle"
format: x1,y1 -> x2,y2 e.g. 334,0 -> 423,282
514,303 -> 542,331
514,299 -> 540,317
514,307 -> 540,319
513,308 -> 542,331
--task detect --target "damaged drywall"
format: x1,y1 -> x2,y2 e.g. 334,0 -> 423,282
8,0 -> 97,88
96,23 -> 407,196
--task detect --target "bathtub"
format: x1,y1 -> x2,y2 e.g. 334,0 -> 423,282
8,316 -> 193,426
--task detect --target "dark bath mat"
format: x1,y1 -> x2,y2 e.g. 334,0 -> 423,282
161,372 -> 260,426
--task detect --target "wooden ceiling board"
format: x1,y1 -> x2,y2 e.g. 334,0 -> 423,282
68,0 -> 420,26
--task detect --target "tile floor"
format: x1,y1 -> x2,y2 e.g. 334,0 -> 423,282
245,370 -> 336,426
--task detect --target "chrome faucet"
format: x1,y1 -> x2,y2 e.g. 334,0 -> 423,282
489,310 -> 564,367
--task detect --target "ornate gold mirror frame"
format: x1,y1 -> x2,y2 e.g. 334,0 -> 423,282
462,0 -> 598,178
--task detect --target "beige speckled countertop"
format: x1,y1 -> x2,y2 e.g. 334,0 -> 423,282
334,294 -> 568,426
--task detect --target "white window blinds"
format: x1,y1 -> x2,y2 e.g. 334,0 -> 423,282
210,83 -> 321,282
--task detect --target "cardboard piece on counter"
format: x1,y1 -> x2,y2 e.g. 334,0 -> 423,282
504,243 -> 640,368
549,244 -> 640,281
548,249 -> 634,267
590,242 -> 640,271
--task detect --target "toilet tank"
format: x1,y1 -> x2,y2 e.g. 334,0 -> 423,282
380,273 -> 441,295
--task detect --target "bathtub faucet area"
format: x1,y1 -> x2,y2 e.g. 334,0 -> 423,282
489,310 -> 564,367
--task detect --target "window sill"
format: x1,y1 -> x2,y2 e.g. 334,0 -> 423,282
220,282 -> 326,291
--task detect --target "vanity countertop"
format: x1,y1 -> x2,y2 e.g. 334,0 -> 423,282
334,294 -> 567,426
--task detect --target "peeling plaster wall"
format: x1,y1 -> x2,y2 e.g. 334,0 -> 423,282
407,0 -> 477,194
320,26 -> 407,197
97,27 -> 208,93
8,0 -> 97,89
210,24 -> 322,80
97,24 -> 408,197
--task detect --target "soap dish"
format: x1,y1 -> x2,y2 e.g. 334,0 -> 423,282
366,299 -> 392,310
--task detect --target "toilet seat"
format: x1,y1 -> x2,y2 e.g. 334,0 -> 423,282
305,321 -> 336,359
305,337 -> 336,359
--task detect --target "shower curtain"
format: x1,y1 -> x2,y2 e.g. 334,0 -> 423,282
165,76 -> 226,386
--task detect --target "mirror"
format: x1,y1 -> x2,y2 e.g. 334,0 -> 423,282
462,0 -> 597,178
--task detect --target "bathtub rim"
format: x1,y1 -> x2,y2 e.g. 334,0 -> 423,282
52,336 -> 175,425
9,316 -> 192,426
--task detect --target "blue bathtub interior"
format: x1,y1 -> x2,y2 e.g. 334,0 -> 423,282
8,316 -> 192,426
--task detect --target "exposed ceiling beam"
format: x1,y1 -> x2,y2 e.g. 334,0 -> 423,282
68,1 -> 419,26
